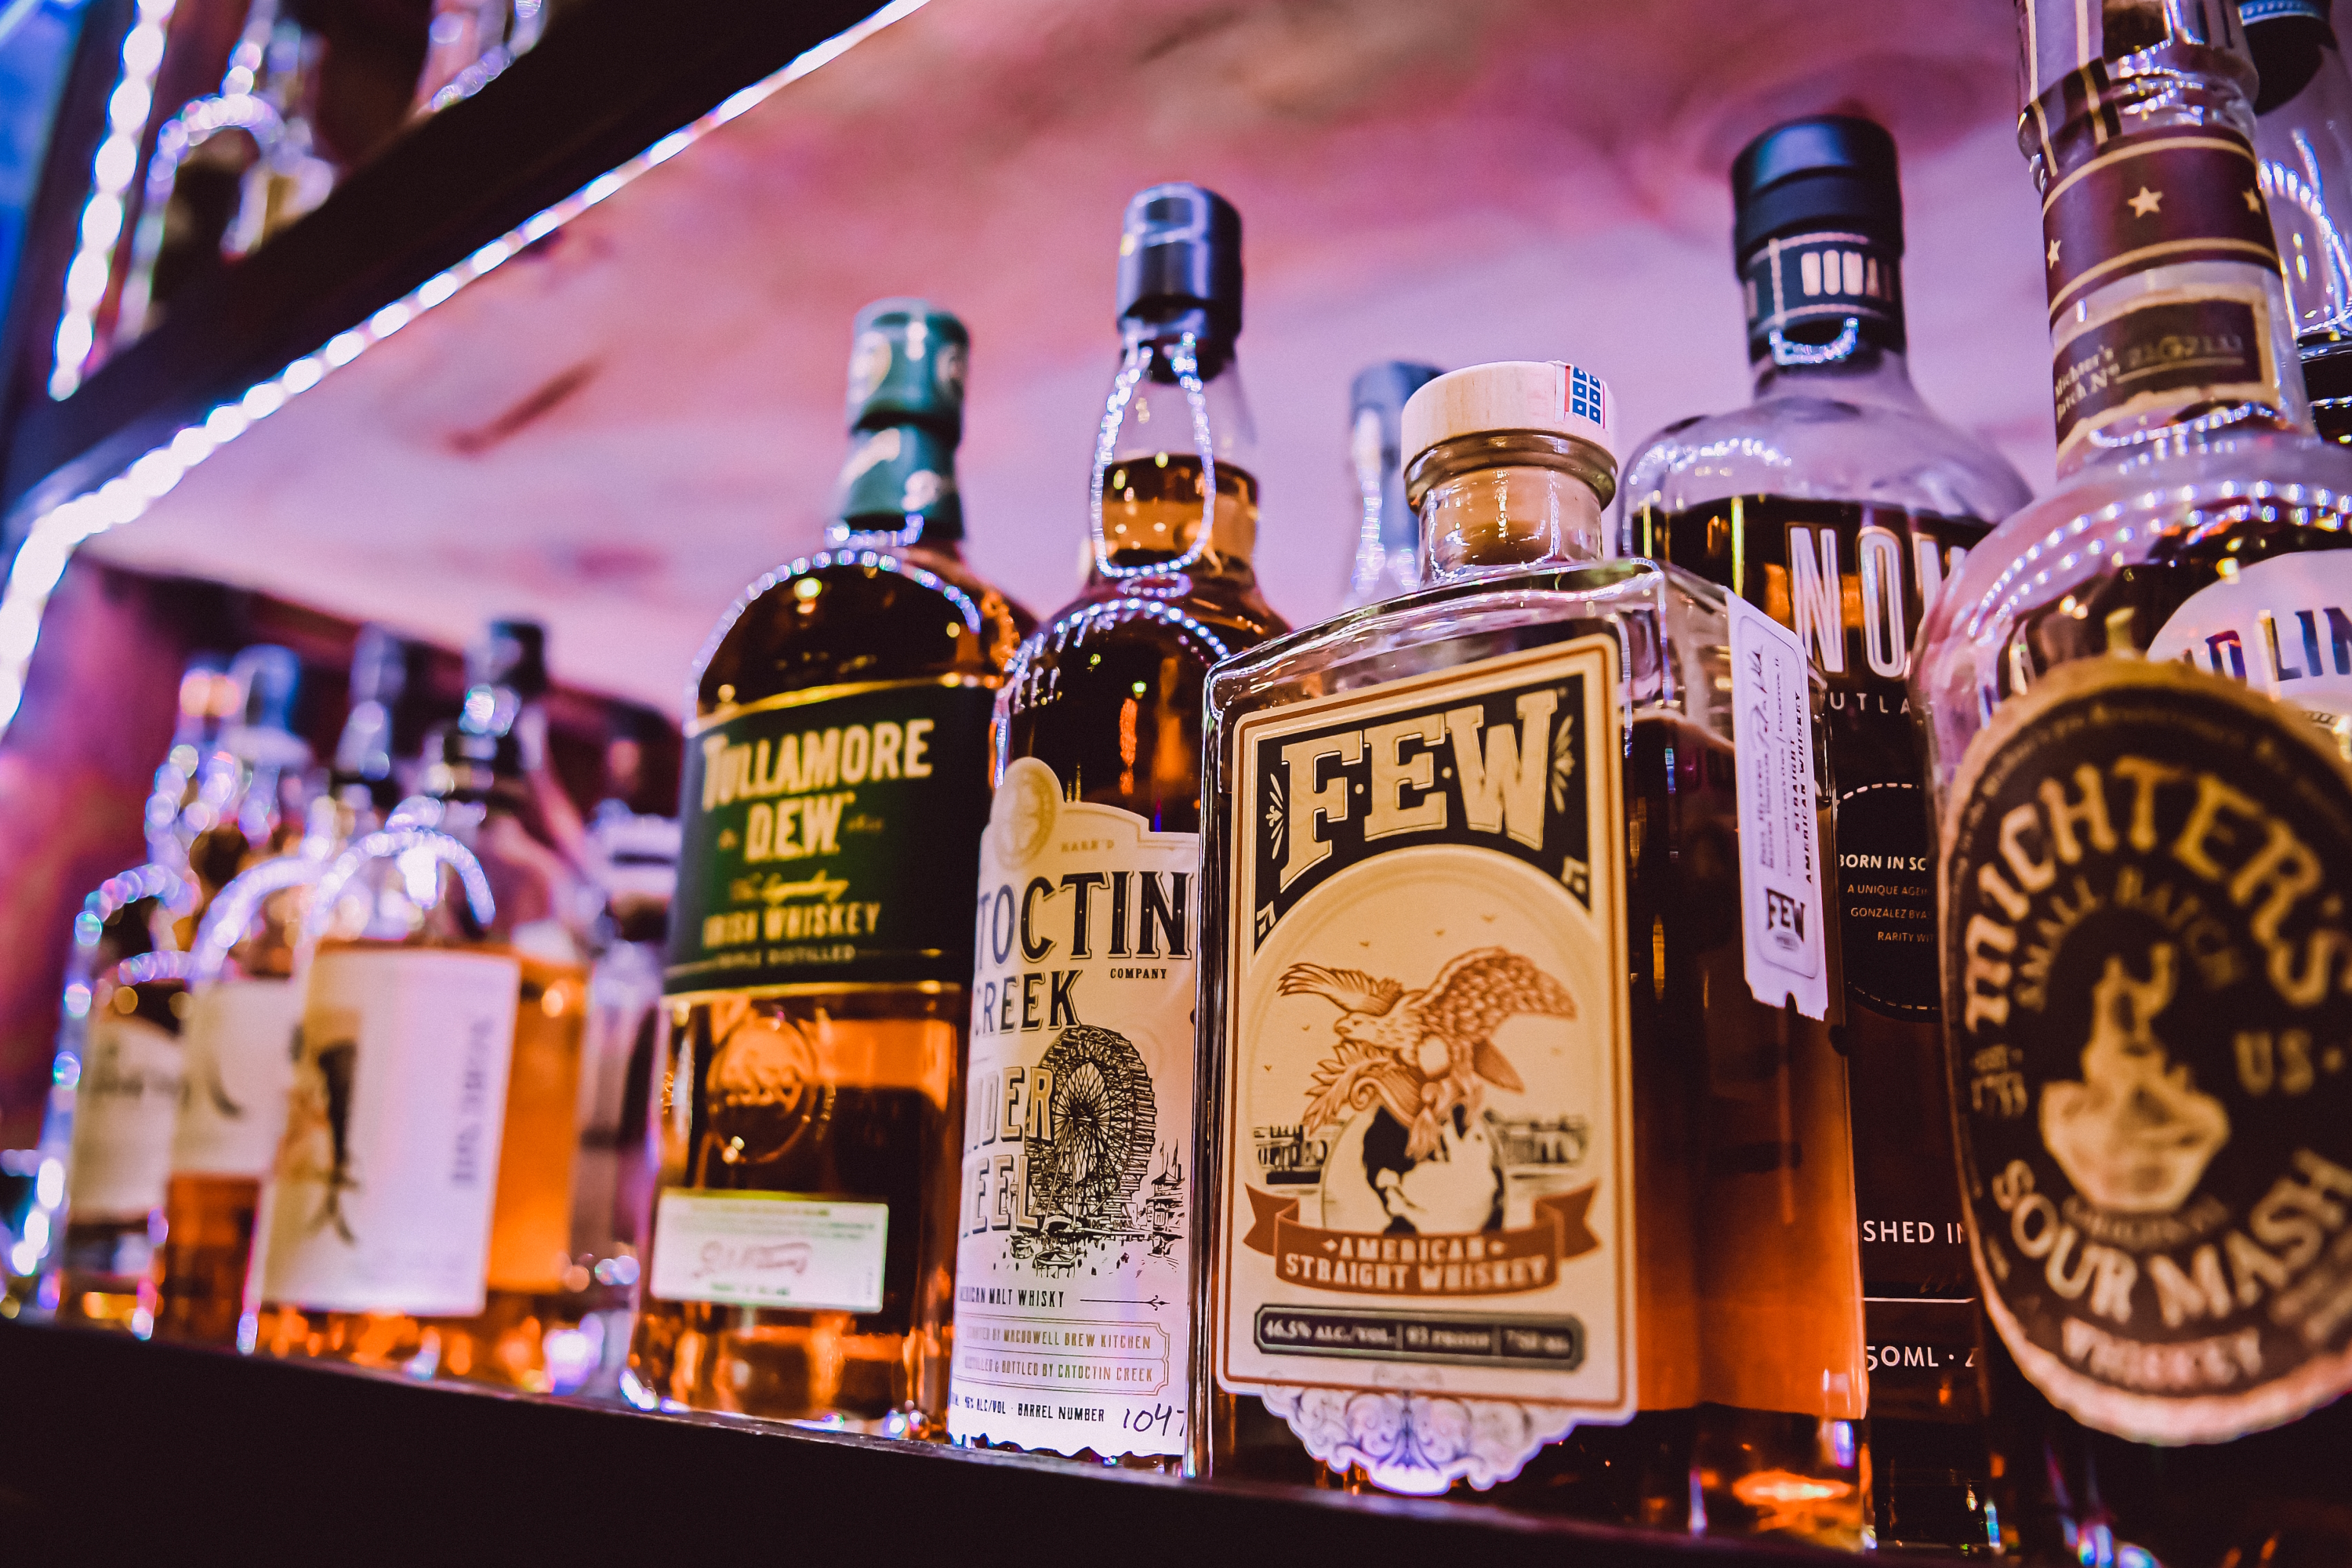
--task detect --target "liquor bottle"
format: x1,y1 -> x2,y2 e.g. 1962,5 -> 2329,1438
1620,114 -> 2033,1550
629,299 -> 1029,1431
948,183 -> 1287,1468
151,634 -> 412,1346
116,1 -> 337,343
251,802 -> 521,1381
303,623 -> 591,1389
2,655 -> 230,1312
1342,361 -> 1444,609
561,746 -> 679,1397
1197,360 -> 1868,1544
2245,0 -> 2352,442
43,646 -> 307,1329
1910,3 -> 2352,1561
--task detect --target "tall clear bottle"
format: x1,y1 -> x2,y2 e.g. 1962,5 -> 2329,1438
152,632 -> 411,1346
1620,114 -> 2033,1551
948,184 -> 1287,1468
2245,0 -> 2352,442
629,300 -> 1029,1432
1197,361 -> 1867,1544
43,645 -> 308,1330
1911,4 -> 2352,1562
1342,361 -> 1444,609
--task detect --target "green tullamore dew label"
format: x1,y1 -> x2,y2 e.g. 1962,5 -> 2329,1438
665,678 -> 996,996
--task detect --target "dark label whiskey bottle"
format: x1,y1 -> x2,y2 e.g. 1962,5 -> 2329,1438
1621,114 -> 2034,1551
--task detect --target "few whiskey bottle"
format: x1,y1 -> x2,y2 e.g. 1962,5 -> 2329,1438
2245,0 -> 2352,443
949,183 -> 1286,1467
1341,361 -> 1443,609
630,299 -> 1029,1432
1911,3 -> 2352,1560
1620,114 -> 2032,1551
1198,361 -> 1868,1543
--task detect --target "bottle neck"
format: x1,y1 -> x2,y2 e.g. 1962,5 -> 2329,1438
1091,321 -> 1258,581
2252,26 -> 2352,354
1740,232 -> 1911,391
1414,443 -> 1613,581
834,420 -> 964,547
2023,18 -> 2310,473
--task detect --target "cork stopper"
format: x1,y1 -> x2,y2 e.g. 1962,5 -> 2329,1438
1401,361 -> 1614,470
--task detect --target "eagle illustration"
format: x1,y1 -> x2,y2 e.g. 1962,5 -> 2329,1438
1279,947 -> 1576,1160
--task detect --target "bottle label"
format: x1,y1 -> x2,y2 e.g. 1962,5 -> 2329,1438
666,679 -> 996,997
1943,655 -> 2352,1445
1214,638 -> 1636,1494
1726,591 -> 1830,1018
946,759 -> 1197,1457
2149,549 -> 2352,721
170,978 -> 300,1178
67,1013 -> 184,1221
2040,126 -> 2284,459
1740,230 -> 1904,358
260,947 -> 520,1316
645,1190 -> 887,1312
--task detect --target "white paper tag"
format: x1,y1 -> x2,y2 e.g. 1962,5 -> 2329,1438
648,1190 -> 887,1312
67,1013 -> 184,1220
171,978 -> 301,1178
260,946 -> 521,1316
1726,592 -> 1830,1020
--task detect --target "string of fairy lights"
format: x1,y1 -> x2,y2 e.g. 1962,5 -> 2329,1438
0,0 -> 931,740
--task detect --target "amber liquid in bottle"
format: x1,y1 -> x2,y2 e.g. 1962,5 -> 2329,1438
629,549 -> 1027,1430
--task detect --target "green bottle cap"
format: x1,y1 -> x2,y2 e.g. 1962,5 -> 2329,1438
837,299 -> 969,537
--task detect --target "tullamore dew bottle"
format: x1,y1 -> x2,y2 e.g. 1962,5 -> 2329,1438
630,299 -> 1029,1432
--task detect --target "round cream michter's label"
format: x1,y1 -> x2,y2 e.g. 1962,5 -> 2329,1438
1944,655 -> 2352,1445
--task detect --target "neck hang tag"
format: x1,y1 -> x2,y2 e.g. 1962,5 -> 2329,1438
1726,591 -> 1831,1020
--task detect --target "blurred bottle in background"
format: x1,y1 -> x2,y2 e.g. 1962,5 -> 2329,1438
2245,0 -> 2352,441
1339,361 -> 1443,608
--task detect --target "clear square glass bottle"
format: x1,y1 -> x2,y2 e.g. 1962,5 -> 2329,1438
1196,361 -> 1868,1545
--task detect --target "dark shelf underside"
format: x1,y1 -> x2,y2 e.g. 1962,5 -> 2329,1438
0,1320 -> 1915,1563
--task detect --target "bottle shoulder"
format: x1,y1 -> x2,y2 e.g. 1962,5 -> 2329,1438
695,543 -> 1033,716
1012,572 -> 1286,686
1206,560 -> 1736,738
1618,394 -> 2035,526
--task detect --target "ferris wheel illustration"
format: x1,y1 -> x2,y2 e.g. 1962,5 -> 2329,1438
1031,1024 -> 1158,1229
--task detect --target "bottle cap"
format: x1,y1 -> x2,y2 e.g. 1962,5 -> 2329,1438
2241,0 -> 2336,111
469,619 -> 549,699
845,299 -> 968,438
1400,361 -> 1614,471
1731,115 -> 1903,262
1116,183 -> 1243,342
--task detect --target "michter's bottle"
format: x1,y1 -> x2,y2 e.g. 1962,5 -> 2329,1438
1342,361 -> 1444,609
1911,3 -> 2352,1560
1621,116 -> 2032,1549
2244,0 -> 2352,443
1199,361 -> 1868,1544
948,184 -> 1286,1468
630,300 -> 1029,1432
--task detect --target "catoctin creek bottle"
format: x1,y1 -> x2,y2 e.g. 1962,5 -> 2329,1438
1621,114 -> 2033,1550
1911,2 -> 2352,1561
948,183 -> 1286,1467
1196,360 -> 1868,1544
630,299 -> 1029,1432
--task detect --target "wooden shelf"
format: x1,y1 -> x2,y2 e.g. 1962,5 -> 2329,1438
0,1319 -> 1926,1562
